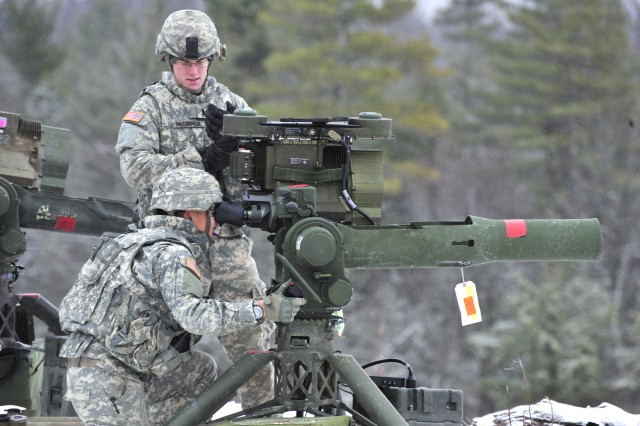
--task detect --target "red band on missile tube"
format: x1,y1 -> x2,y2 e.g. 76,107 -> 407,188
54,216 -> 76,232
504,219 -> 527,238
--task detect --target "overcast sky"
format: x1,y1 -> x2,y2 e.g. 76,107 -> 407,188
416,0 -> 449,20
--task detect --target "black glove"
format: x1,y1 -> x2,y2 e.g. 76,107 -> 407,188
203,101 -> 237,141
197,136 -> 239,174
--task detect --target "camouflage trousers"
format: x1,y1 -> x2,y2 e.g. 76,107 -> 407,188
210,232 -> 276,409
65,350 -> 216,425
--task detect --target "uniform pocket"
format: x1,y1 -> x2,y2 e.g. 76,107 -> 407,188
66,367 -> 146,425
102,375 -> 145,414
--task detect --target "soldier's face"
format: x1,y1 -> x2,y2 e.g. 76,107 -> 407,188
172,58 -> 210,92
186,210 -> 216,238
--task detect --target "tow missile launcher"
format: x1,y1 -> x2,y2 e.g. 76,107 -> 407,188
0,110 -> 603,425
167,110 -> 601,426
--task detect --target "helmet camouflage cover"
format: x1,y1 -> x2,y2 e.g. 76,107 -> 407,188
151,167 -> 223,213
155,9 -> 225,61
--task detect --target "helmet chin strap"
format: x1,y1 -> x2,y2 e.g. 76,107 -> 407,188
182,211 -> 212,236
204,215 -> 213,236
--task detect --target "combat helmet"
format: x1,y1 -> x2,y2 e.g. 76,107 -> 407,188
150,167 -> 223,214
155,9 -> 226,62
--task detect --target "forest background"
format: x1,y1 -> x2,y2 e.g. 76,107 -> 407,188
1,0 -> 639,420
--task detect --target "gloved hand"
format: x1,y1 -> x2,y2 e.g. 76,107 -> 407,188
263,281 -> 306,323
197,136 -> 240,174
203,101 -> 236,141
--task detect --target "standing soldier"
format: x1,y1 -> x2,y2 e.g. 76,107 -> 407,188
59,168 -> 305,425
114,9 -> 275,409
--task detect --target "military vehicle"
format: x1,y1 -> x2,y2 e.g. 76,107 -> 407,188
0,111 -> 135,422
0,110 -> 601,425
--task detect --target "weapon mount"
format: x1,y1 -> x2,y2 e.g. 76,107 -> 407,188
166,110 -> 601,425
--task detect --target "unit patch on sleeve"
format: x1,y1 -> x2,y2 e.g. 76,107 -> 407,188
184,257 -> 202,280
122,111 -> 145,123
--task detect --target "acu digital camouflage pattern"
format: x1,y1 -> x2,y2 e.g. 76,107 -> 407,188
115,16 -> 273,409
148,167 -> 274,408
150,166 -> 223,212
66,351 -> 216,425
59,214 -> 263,423
115,71 -> 249,218
156,9 -> 224,61
211,224 -> 276,408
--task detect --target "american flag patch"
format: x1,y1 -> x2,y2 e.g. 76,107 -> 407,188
184,257 -> 202,279
122,111 -> 145,123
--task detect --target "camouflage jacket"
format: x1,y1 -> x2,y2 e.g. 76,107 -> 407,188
59,215 -> 258,376
115,71 -> 249,218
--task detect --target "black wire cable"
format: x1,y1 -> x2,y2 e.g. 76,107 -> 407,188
361,358 -> 417,388
0,349 -> 22,386
337,137 -> 376,225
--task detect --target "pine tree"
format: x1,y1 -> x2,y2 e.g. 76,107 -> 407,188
203,0 -> 271,99
0,0 -> 65,113
435,0 -> 497,134
482,0 -> 635,214
473,0 -> 640,411
0,0 -> 64,84
252,0 -> 447,139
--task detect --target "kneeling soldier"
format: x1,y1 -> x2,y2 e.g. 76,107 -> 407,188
59,167 -> 305,425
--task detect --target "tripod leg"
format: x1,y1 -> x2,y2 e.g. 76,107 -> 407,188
167,351 -> 276,426
329,353 -> 408,426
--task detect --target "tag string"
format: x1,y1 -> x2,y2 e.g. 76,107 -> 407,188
460,268 -> 465,284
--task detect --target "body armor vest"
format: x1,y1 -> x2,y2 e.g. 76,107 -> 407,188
141,83 -> 209,155
59,228 -> 195,375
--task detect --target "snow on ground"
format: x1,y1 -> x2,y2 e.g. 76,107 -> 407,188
212,398 -> 640,425
473,398 -> 640,426
210,402 -> 242,420
210,402 -> 302,421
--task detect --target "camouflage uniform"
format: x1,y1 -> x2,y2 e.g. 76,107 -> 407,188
59,214 -> 260,424
115,71 -> 274,407
115,70 -> 248,217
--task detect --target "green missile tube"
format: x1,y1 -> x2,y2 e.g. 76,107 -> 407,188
340,216 -> 601,269
15,185 -> 136,236
167,351 -> 276,426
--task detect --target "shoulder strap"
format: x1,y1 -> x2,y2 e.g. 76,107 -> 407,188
140,82 -> 166,134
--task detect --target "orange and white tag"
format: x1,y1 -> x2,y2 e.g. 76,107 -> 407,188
455,281 -> 482,326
